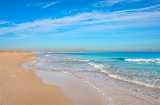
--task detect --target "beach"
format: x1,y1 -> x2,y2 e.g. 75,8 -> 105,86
0,51 -> 73,105
0,51 -> 159,105
25,52 -> 159,105
1,0 -> 159,105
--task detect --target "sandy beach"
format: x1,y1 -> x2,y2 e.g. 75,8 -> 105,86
1,51 -> 157,105
0,51 -> 73,105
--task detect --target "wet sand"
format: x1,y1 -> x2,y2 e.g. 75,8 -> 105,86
35,71 -> 106,105
35,70 -> 154,105
0,51 -> 73,105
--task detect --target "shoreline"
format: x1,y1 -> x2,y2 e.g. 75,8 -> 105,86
1,51 -> 158,105
35,71 -> 106,105
29,52 -> 158,105
0,52 -> 73,105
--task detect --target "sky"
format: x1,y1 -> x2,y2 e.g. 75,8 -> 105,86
0,0 -> 160,51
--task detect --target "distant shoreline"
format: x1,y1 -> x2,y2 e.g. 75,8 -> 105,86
1,50 -> 160,54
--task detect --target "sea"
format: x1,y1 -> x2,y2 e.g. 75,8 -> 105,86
22,52 -> 160,105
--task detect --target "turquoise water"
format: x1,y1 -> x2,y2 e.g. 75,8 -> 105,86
35,52 -> 160,88
24,52 -> 160,104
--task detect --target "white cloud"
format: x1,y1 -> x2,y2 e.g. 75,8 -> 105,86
0,4 -> 160,38
42,1 -> 59,9
93,0 -> 141,7
27,1 -> 59,9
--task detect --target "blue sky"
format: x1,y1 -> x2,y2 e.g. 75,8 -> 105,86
0,0 -> 160,51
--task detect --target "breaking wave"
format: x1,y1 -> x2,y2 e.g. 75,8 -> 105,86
125,58 -> 160,64
88,62 -> 105,70
101,70 -> 160,89
88,62 -> 160,89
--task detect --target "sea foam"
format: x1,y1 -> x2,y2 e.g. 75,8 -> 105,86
88,62 -> 105,70
125,58 -> 160,64
88,62 -> 160,89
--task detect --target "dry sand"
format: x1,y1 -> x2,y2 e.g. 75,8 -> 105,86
0,51 -> 73,105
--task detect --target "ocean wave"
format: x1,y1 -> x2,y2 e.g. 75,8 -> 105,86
88,62 -> 105,70
100,70 -> 160,89
111,57 -> 126,60
61,57 -> 90,62
66,58 -> 90,62
109,74 -> 160,89
125,58 -> 160,64
46,55 -> 90,62
88,62 -> 160,89
88,62 -> 111,70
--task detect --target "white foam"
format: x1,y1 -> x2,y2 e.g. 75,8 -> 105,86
73,59 -> 89,62
61,71 -> 70,74
99,68 -> 160,89
107,73 -> 160,89
125,58 -> 160,64
58,57 -> 90,62
100,69 -> 111,74
88,62 -> 104,70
